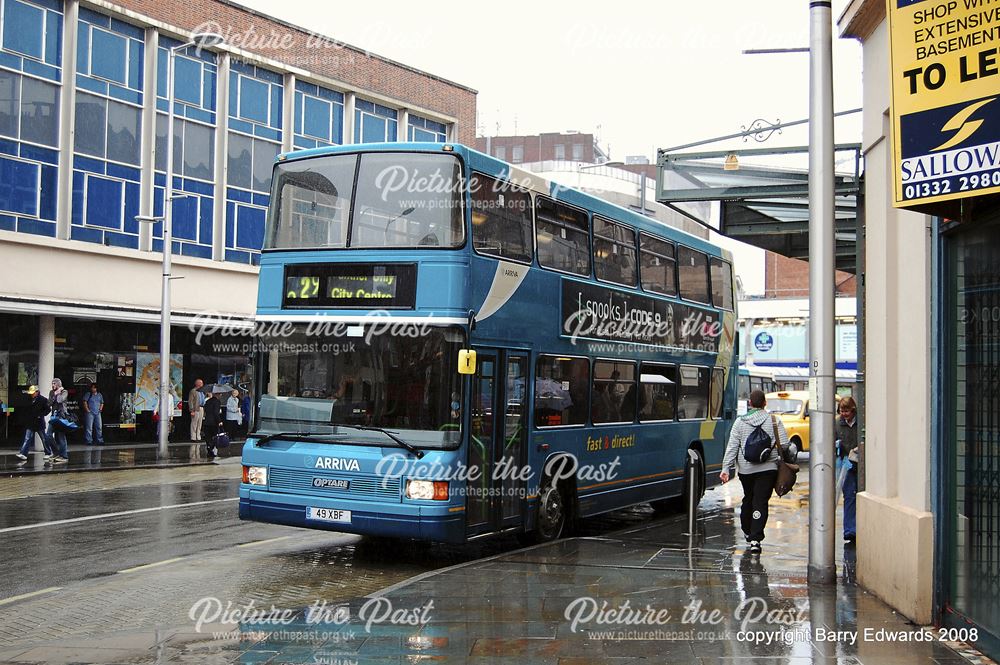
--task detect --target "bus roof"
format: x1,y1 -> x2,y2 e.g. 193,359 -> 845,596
276,142 -> 730,261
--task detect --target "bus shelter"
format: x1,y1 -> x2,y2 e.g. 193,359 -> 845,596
654,143 -> 866,485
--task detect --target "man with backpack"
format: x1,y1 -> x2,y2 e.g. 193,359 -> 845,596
720,389 -> 789,553
15,385 -> 52,461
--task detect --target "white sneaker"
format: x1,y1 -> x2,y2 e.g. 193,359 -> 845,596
44,454 -> 55,460
52,456 -> 69,464
15,453 -> 27,461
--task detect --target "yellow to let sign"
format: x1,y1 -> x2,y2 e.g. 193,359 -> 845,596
888,0 -> 1000,207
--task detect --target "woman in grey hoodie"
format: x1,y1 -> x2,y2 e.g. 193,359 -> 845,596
720,390 -> 788,553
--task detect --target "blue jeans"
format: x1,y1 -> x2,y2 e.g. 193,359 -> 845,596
843,466 -> 858,537
45,420 -> 68,458
19,426 -> 51,456
84,411 -> 104,444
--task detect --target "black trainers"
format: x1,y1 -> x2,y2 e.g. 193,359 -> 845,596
748,541 -> 762,553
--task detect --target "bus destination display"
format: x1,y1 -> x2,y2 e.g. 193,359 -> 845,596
283,264 -> 417,309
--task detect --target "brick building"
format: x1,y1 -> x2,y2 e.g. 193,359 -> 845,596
0,0 -> 475,445
474,131 -> 608,164
764,253 -> 857,299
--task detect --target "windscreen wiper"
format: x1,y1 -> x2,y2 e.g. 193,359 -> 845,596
334,424 -> 424,459
255,431 -> 346,446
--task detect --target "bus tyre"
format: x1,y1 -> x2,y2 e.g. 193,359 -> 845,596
522,480 -> 567,544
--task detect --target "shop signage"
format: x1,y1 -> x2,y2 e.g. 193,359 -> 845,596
888,0 -> 1000,207
754,332 -> 774,352
283,263 -> 417,309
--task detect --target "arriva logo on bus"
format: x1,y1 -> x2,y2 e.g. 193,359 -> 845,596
308,457 -> 362,471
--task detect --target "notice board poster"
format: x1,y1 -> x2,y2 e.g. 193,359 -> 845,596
888,0 -> 1000,208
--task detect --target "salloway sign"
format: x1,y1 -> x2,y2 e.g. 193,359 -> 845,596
888,0 -> 1000,208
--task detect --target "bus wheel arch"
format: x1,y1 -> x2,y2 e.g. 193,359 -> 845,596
525,454 -> 578,543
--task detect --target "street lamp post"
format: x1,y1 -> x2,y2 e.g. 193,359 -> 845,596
137,31 -> 223,457
807,0 -> 837,585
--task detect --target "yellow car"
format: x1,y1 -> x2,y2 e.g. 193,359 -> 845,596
765,391 -> 811,456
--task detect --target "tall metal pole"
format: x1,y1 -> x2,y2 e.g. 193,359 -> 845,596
808,0 -> 837,584
158,45 -> 177,458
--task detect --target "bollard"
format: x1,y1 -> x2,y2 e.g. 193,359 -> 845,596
686,449 -> 699,535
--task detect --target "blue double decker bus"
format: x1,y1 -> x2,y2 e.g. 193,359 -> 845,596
239,142 -> 738,543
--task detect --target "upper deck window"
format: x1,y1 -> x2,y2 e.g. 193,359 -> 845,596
536,197 -> 590,276
470,173 -> 532,263
639,233 -> 676,297
266,153 -> 357,249
266,152 -> 464,250
352,153 -> 463,248
593,217 -> 636,287
678,246 -> 710,304
710,257 -> 734,311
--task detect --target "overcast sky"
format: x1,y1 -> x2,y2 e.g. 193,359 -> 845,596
235,0 -> 864,160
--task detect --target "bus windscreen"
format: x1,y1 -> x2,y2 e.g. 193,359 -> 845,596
267,152 -> 464,251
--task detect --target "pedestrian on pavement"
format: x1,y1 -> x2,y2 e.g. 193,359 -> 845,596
203,390 -> 223,459
15,385 -> 52,461
82,382 -> 105,445
188,378 -> 205,441
45,378 -> 70,463
240,389 -> 251,435
720,389 -> 787,553
225,388 -> 242,438
836,396 -> 859,543
156,386 -> 181,440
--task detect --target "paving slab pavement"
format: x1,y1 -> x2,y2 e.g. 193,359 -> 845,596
0,439 -> 245,476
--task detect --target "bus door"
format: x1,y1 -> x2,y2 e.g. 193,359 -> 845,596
466,349 -> 528,537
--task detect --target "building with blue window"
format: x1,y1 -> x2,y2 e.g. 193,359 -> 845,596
0,0 -> 475,445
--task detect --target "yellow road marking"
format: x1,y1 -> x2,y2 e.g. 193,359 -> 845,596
0,587 -> 61,606
118,557 -> 185,574
236,536 -> 293,548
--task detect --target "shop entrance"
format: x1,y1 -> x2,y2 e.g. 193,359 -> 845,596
943,206 -> 1000,656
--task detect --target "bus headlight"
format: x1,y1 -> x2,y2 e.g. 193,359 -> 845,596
406,480 -> 448,500
243,465 -> 267,486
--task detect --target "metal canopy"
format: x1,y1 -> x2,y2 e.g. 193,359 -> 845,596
656,144 -> 863,273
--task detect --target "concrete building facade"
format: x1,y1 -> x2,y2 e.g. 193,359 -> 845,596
0,0 -> 475,444
840,0 -> 999,656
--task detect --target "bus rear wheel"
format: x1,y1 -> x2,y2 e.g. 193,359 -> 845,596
521,480 -> 567,544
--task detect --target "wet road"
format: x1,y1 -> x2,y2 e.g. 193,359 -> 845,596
0,464 -> 684,654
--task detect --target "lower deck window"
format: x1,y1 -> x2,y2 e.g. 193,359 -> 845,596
535,355 -> 589,427
639,363 -> 677,422
677,365 -> 710,420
